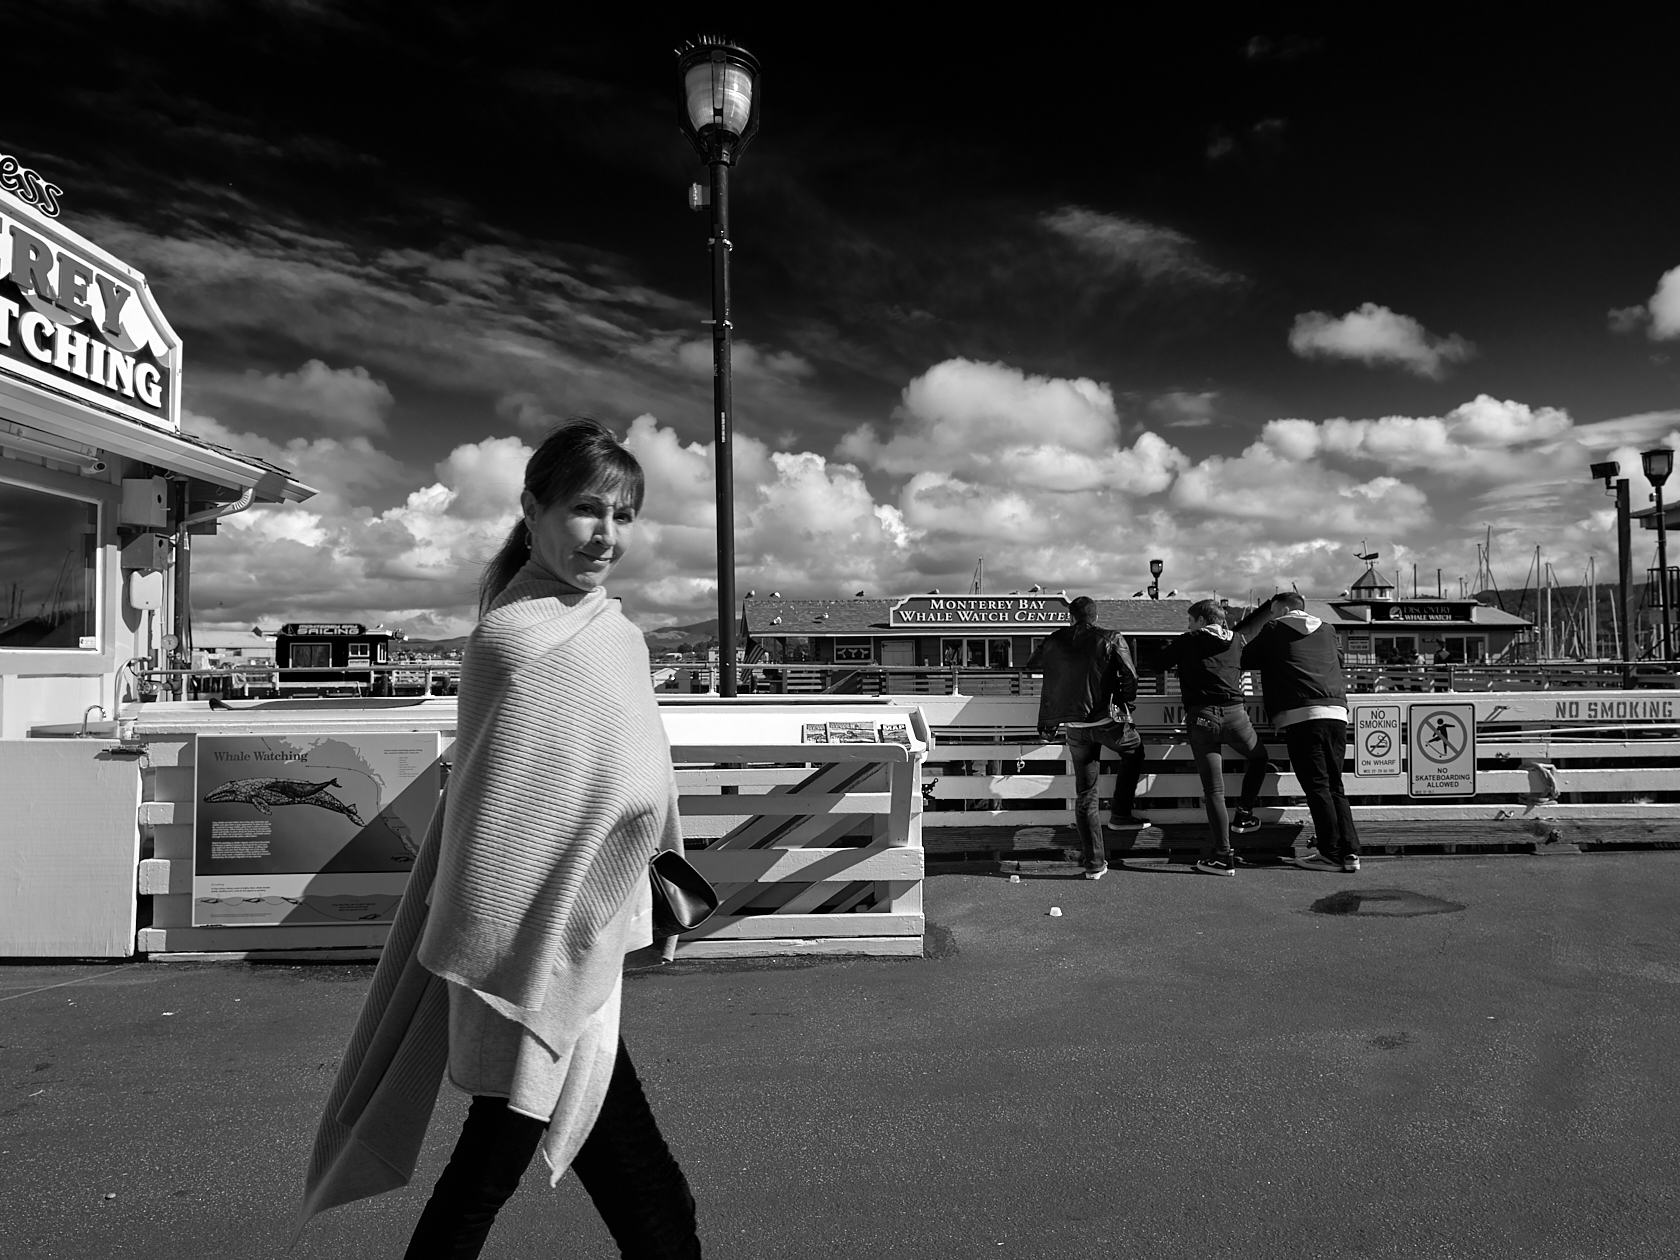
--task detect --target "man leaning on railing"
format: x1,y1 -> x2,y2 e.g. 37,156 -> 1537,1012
1023,596 -> 1148,881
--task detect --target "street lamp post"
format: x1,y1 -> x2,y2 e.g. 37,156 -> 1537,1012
1148,558 -> 1164,601
677,35 -> 761,697
1642,448 -> 1675,661
1591,461 -> 1633,664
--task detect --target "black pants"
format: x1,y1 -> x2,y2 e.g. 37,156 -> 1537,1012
1186,704 -> 1272,853
405,1039 -> 699,1260
1283,719 -> 1360,862
1065,720 -> 1147,871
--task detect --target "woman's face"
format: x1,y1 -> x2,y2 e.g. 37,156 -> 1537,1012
522,481 -> 637,592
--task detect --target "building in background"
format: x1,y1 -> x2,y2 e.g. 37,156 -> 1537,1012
741,567 -> 1532,680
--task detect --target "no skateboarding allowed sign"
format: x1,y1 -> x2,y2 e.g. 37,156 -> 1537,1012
1352,705 -> 1402,777
1408,702 -> 1477,797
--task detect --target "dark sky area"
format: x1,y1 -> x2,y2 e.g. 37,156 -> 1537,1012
3,5 -> 1676,631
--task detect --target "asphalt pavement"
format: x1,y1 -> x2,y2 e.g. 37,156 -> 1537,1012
4,851 -> 1680,1260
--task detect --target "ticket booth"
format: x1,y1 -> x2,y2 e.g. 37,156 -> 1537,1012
0,168 -> 314,955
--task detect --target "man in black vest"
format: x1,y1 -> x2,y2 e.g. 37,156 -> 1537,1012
1025,597 -> 1147,880
1158,597 -> 1279,875
1240,591 -> 1361,872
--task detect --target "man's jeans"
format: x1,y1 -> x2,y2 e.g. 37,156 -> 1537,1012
1065,720 -> 1146,871
1282,718 -> 1360,862
1186,704 -> 1272,854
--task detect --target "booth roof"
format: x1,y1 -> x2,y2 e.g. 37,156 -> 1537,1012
1,377 -> 315,502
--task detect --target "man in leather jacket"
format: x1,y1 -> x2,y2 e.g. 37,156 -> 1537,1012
1024,596 -> 1147,879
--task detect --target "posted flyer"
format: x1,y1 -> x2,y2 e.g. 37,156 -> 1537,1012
192,732 -> 442,926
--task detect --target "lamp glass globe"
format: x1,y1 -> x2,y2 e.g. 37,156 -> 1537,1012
685,59 -> 754,135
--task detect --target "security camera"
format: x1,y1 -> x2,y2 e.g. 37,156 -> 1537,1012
1591,460 -> 1621,491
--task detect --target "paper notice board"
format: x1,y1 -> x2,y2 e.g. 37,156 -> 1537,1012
193,732 -> 441,926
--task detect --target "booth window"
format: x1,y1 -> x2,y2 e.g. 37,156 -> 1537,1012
0,477 -> 99,650
290,642 -> 331,668
942,637 -> 1011,667
347,642 -> 371,661
1440,636 -> 1485,663
1374,635 -> 1417,663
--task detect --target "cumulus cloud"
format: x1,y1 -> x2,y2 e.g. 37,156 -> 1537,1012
1039,208 -> 1242,289
185,356 -> 1680,639
840,359 -> 1188,493
1608,265 -> 1680,340
1288,302 -> 1477,378
1261,395 -> 1572,477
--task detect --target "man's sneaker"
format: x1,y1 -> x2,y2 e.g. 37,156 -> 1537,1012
1342,855 -> 1362,873
1108,814 -> 1151,828
1291,852 -> 1340,872
1229,809 -> 1262,834
1194,854 -> 1237,876
1083,865 -> 1108,881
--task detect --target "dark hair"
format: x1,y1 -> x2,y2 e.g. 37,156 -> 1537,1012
1069,595 -> 1098,624
1187,598 -> 1225,625
478,418 -> 645,615
1276,590 -> 1306,612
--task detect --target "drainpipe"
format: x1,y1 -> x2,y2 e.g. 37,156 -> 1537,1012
180,485 -> 255,529
174,486 -> 257,692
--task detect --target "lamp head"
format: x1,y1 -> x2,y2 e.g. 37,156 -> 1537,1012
1642,448 -> 1674,490
1149,558 -> 1164,578
676,36 -> 762,166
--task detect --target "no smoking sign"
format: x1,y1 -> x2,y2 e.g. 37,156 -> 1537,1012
1354,706 -> 1402,777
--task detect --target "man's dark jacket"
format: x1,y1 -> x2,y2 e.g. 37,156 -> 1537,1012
1239,610 -> 1348,721
1159,606 -> 1272,708
1025,623 -> 1139,732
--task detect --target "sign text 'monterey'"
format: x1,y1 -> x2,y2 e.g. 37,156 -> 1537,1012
889,594 -> 1072,627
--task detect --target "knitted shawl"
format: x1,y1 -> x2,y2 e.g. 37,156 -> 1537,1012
418,563 -> 681,1030
297,563 -> 680,1230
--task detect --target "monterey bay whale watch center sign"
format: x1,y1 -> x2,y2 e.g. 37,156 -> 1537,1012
888,594 -> 1073,627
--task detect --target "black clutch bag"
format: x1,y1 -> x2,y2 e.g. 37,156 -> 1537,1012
649,849 -> 719,936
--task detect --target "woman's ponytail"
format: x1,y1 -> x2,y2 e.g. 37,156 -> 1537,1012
478,518 -> 533,616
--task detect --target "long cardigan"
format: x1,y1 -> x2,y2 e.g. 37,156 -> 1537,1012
298,566 -> 682,1229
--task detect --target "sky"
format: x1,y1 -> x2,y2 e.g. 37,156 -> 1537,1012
7,5 -> 1679,635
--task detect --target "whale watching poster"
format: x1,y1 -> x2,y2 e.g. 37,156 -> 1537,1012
192,733 -> 443,926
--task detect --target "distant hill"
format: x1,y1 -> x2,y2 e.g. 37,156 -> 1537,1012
643,618 -> 719,648
401,635 -> 470,653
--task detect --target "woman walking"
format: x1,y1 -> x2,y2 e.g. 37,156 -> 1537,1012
299,419 -> 701,1259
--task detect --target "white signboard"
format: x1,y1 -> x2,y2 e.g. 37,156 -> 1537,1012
1408,702 -> 1476,797
193,732 -> 441,926
1353,705 -> 1402,776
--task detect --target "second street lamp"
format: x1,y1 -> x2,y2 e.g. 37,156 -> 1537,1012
1642,447 -> 1675,661
1591,460 -> 1634,665
1148,558 -> 1164,600
677,34 -> 762,697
